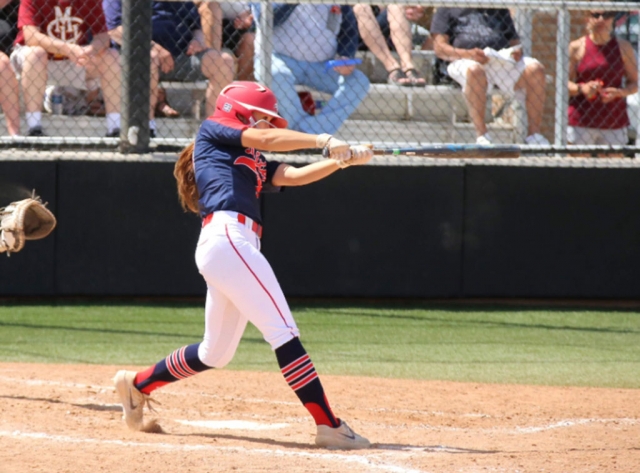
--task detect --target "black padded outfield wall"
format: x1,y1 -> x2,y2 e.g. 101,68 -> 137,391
1,160 -> 639,298
0,162 -> 57,295
261,166 -> 465,297
54,161 -> 205,296
462,167 -> 640,298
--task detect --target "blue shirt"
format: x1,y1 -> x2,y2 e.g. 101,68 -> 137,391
193,119 -> 282,224
103,0 -> 201,58
251,4 -> 359,58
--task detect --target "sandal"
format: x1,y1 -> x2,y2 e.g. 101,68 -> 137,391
387,68 -> 412,86
155,87 -> 181,118
156,101 -> 181,118
403,68 -> 427,87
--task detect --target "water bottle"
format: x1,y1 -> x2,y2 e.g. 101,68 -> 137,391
51,87 -> 63,115
314,100 -> 327,115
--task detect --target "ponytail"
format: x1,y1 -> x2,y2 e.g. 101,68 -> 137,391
174,141 -> 200,214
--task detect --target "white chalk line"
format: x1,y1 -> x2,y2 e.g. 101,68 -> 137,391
177,420 -> 290,431
513,418 -> 638,433
0,429 -> 428,473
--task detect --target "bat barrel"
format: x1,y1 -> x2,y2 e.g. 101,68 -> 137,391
374,145 -> 521,158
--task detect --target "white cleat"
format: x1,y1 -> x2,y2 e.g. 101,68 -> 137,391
113,370 -> 159,432
315,420 -> 371,450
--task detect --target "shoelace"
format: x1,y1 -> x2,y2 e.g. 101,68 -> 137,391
142,395 -> 160,413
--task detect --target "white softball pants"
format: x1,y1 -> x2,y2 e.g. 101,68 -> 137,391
194,211 -> 300,368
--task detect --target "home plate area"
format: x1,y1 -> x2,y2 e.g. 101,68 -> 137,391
0,363 -> 638,472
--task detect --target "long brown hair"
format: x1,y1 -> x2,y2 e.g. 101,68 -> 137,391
174,141 -> 200,214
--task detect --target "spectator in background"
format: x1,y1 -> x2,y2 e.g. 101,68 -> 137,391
354,5 -> 429,86
104,1 -> 235,136
198,1 -> 255,80
431,8 -> 549,145
567,10 -> 638,146
0,0 -> 19,136
252,4 -> 369,135
11,0 -> 121,137
220,1 -> 255,81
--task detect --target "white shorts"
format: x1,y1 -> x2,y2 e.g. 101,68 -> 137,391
448,56 -> 540,97
567,126 -> 629,146
10,44 -> 98,90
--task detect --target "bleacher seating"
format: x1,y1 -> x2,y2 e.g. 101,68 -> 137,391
160,50 -> 526,145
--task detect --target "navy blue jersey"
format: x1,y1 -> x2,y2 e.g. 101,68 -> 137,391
193,118 -> 282,224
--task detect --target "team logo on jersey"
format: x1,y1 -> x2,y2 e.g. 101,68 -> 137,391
234,148 -> 267,197
47,6 -> 83,44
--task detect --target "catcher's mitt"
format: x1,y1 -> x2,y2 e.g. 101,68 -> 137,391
0,195 -> 57,256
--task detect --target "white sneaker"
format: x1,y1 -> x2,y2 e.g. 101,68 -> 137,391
113,370 -> 159,432
525,133 -> 550,145
315,420 -> 371,450
476,133 -> 493,145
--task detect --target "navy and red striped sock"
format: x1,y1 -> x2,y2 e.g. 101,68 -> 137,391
134,343 -> 211,395
275,337 -> 339,428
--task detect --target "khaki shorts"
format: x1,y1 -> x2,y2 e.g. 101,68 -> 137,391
447,56 -> 539,98
567,126 -> 629,146
10,44 -> 99,90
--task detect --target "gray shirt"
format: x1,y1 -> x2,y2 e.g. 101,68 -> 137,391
430,8 -> 518,51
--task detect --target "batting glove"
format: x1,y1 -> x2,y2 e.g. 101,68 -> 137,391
317,134 -> 350,161
336,145 -> 374,168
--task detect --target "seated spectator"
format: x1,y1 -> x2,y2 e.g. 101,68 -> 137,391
354,5 -> 429,86
11,0 -> 121,137
104,1 -> 235,136
354,5 -> 425,86
431,8 -> 549,145
198,1 -> 255,81
252,4 -> 369,135
0,0 -> 19,136
567,10 -> 638,146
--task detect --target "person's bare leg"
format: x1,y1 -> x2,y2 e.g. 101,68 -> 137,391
201,49 -> 235,116
236,32 -> 255,81
353,4 -> 401,75
90,48 -> 121,115
0,53 -> 20,135
149,49 -> 160,120
21,46 -> 48,114
515,61 -> 546,136
387,5 -> 415,72
464,64 -> 489,137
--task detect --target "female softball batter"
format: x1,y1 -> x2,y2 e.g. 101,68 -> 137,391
113,81 -> 372,449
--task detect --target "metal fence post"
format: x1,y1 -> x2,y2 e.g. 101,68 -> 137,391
120,0 -> 152,153
255,1 -> 274,88
554,7 -> 570,147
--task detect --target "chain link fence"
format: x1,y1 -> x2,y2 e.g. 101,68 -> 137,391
0,0 -> 637,157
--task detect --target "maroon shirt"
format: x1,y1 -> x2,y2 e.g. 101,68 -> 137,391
568,35 -> 629,130
16,0 -> 107,59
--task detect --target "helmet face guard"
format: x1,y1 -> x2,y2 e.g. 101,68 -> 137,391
213,81 -> 288,129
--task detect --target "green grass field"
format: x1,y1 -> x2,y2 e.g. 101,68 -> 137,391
0,301 -> 639,388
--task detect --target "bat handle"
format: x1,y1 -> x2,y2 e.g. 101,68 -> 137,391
322,143 -> 375,158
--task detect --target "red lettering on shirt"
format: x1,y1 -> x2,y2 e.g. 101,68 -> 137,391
234,148 -> 267,198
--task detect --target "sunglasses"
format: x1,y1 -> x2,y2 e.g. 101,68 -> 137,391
589,12 -> 616,19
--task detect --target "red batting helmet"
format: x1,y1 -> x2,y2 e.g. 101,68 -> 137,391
213,81 -> 288,129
